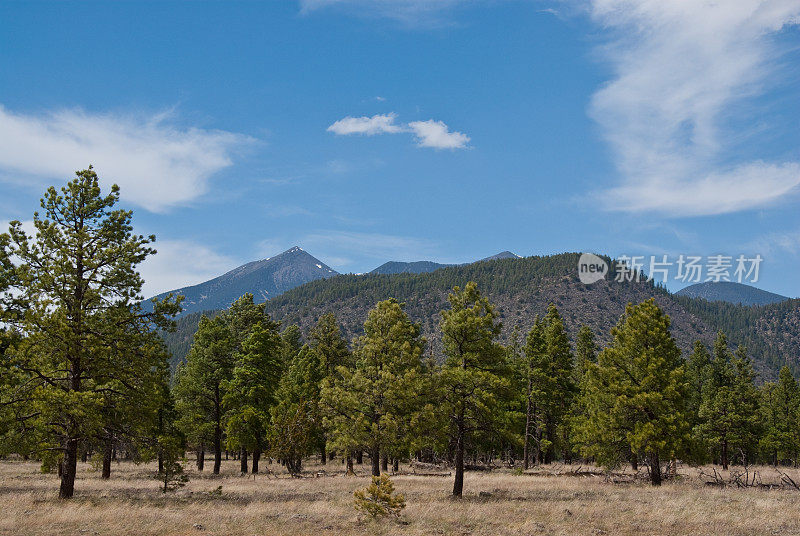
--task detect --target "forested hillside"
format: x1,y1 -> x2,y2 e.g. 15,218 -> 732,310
166,253 -> 800,380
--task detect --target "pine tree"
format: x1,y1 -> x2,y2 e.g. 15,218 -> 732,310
574,299 -> 690,485
685,340 -> 712,463
308,313 -> 351,464
438,282 -> 509,496
574,325 -> 597,381
760,366 -> 800,465
697,333 -> 761,469
321,299 -> 425,476
0,169 -> 180,498
541,305 -> 576,462
223,319 -> 283,473
174,315 -> 234,474
269,345 -> 325,475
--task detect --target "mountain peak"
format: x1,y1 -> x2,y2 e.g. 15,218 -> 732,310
480,251 -> 522,262
147,247 -> 338,316
676,281 -> 789,306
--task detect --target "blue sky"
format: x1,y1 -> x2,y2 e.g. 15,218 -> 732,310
1,1 -> 799,297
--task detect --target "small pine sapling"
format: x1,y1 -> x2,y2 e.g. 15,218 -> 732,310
353,474 -> 406,519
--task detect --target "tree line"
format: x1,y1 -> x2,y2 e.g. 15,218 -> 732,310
2,173 -> 800,499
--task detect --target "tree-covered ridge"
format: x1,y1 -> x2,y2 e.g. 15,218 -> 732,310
162,253 -> 800,379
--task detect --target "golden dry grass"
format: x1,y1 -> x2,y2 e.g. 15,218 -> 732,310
2,458 -> 800,535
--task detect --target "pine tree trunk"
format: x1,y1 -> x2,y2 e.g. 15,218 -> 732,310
252,446 -> 260,474
320,444 -> 326,466
381,453 -> 388,473
356,450 -> 363,464
101,434 -> 112,479
631,454 -> 638,471
371,446 -> 381,476
346,453 -> 354,475
59,436 -> 79,499
240,448 -> 248,473
213,385 -> 222,474
393,458 -> 399,473
453,409 -> 465,497
721,440 -> 729,470
158,453 -> 164,474
649,451 -> 662,486
213,426 -> 222,474
196,443 -> 205,471
523,381 -> 532,470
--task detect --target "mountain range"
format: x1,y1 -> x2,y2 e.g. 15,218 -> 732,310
148,247 -> 524,316
153,248 -> 800,381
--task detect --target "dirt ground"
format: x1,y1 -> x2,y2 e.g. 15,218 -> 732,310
2,458 -> 800,535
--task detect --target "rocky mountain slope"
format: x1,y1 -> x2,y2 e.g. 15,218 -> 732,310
146,247 -> 337,316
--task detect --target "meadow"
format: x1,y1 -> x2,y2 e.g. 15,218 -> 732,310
2,458 -> 800,536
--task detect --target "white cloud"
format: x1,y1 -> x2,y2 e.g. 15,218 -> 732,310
327,113 -> 470,150
587,0 -> 800,216
408,119 -> 470,149
0,105 -> 253,213
139,239 -> 240,297
327,113 -> 403,135
0,219 -> 37,239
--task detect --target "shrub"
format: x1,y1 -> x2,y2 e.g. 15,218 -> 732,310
353,474 -> 406,519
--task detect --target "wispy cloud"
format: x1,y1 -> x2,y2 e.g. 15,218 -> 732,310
299,0 -> 466,25
327,113 -> 404,135
587,0 -> 800,217
139,239 -> 240,297
0,105 -> 254,213
743,228 -> 800,257
327,113 -> 470,150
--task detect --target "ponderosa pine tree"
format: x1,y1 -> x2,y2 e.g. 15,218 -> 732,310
574,299 -> 689,486
269,344 -> 325,475
685,340 -> 713,463
223,319 -> 283,473
760,366 -> 800,465
309,313 -> 351,464
321,299 -> 425,476
570,325 -> 596,464
697,333 -> 761,469
174,315 -> 234,474
541,305 -> 576,462
574,326 -> 597,381
520,316 -> 545,468
0,169 -> 180,498
520,306 -> 575,465
438,282 -> 509,496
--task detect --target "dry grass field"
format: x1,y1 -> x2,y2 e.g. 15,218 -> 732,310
2,458 -> 800,536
